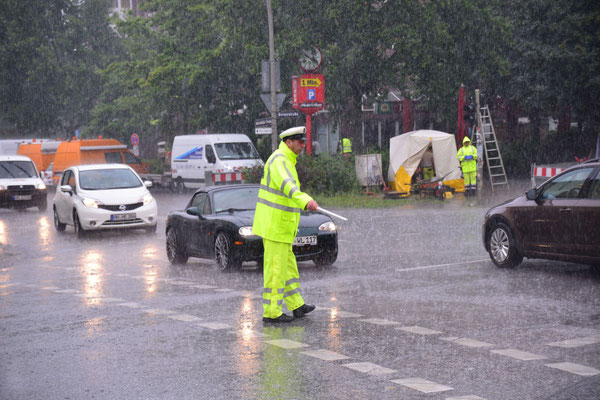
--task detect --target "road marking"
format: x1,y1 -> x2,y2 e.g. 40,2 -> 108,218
143,308 -> 175,315
265,339 -> 309,349
547,335 -> 600,348
343,362 -> 397,376
545,362 -> 600,376
230,330 -> 270,339
190,284 -> 218,290
333,310 -> 363,318
117,302 -> 144,308
41,286 -> 60,290
168,314 -> 203,322
396,326 -> 443,335
53,289 -> 79,294
491,349 -> 546,361
395,259 -> 489,273
101,297 -> 125,302
391,378 -> 453,393
214,288 -> 234,292
197,322 -> 232,330
360,318 -> 401,326
446,396 -> 487,400
169,280 -> 194,285
442,337 -> 494,348
301,349 -> 350,361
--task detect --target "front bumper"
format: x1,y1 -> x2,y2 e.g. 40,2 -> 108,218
0,188 -> 47,209
234,232 -> 338,262
77,201 -> 158,231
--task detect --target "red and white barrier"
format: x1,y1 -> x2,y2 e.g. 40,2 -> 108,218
534,166 -> 565,178
211,172 -> 245,183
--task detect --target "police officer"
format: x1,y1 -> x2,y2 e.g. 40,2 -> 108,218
457,136 -> 478,196
252,126 -> 318,323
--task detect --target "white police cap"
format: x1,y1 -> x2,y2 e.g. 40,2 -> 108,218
279,126 -> 306,141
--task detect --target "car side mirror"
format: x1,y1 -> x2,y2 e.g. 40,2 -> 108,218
60,185 -> 73,194
144,181 -> 152,188
526,188 -> 538,200
186,207 -> 205,219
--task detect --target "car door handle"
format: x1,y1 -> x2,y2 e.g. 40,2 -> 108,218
559,208 -> 572,214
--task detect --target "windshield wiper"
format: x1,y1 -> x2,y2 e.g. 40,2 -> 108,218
216,208 -> 255,214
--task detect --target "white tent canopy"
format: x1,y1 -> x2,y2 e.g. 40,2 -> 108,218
388,130 -> 463,194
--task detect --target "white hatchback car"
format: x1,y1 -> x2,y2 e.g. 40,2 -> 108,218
53,164 -> 158,237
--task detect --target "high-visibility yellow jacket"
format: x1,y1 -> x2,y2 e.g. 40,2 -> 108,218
341,138 -> 352,154
457,144 -> 478,173
252,141 -> 313,243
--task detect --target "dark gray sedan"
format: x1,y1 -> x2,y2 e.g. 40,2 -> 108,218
483,159 -> 600,268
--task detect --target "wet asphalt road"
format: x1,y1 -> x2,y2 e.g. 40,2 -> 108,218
1,184 -> 599,400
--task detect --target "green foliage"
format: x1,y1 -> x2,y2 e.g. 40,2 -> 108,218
296,154 -> 360,195
1,0 -> 598,148
242,154 -> 359,195
241,164 -> 264,184
0,0 -> 124,137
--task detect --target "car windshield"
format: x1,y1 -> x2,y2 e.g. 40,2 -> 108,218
213,187 -> 259,212
214,142 -> 260,160
0,161 -> 38,178
79,168 -> 142,190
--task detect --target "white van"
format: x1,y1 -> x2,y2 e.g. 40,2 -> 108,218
0,155 -> 48,211
171,134 -> 263,191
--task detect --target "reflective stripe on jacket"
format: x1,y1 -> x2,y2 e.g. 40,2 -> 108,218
457,144 -> 478,173
252,141 -> 312,243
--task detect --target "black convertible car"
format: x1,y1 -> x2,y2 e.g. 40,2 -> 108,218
165,184 -> 338,271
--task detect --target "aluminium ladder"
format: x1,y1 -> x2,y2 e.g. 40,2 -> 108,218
478,105 -> 509,191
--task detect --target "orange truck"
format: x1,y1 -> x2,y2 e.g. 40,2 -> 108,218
16,141 -> 61,185
51,138 -> 150,185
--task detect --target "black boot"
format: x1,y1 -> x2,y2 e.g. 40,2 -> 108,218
293,304 -> 316,318
263,313 -> 295,323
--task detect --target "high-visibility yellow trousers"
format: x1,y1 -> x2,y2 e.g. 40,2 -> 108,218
463,170 -> 477,190
262,239 -> 304,318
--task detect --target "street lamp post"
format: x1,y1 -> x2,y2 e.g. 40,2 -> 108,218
265,0 -> 278,151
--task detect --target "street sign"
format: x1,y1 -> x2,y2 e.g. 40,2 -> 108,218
293,73 -> 325,116
131,133 -> 140,146
255,118 -> 271,127
260,94 -> 286,113
255,127 -> 272,135
278,110 -> 300,118
300,76 -> 323,88
261,61 -> 281,92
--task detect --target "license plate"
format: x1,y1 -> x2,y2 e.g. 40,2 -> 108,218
111,213 -> 136,221
293,235 -> 317,246
13,195 -> 32,200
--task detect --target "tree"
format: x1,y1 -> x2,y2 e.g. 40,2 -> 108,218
0,0 -> 124,137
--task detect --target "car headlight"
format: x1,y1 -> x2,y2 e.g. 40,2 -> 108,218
141,193 -> 154,205
37,183 -> 46,190
318,221 -> 336,232
81,197 -> 102,208
239,226 -> 254,236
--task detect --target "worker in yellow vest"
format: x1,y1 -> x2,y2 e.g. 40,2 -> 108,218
252,126 -> 318,323
457,136 -> 478,196
338,137 -> 352,156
